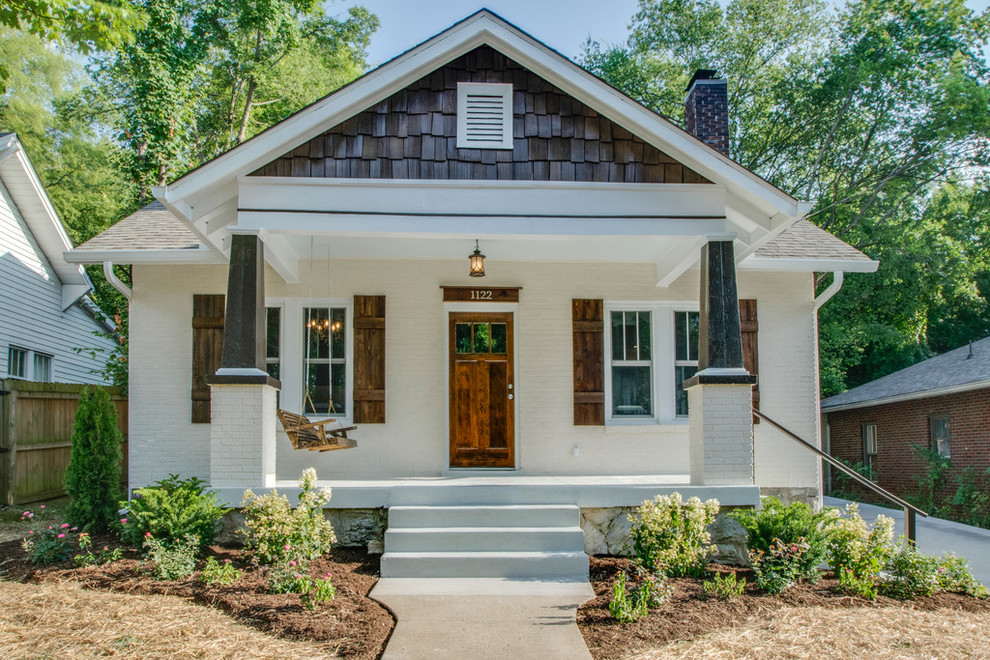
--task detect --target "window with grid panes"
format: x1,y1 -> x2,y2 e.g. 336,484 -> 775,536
609,311 -> 653,417
303,307 -> 346,415
674,311 -> 700,416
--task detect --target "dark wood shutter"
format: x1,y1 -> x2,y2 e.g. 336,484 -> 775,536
739,299 -> 760,422
192,294 -> 225,423
572,299 -> 605,426
353,295 -> 386,423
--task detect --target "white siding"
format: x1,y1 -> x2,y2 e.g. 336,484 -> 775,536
0,179 -> 116,384
130,260 -> 819,493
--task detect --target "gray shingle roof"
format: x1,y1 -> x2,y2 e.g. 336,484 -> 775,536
754,220 -> 872,261
75,201 -> 200,251
821,336 -> 990,411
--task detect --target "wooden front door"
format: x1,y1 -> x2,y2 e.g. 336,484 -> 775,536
449,312 -> 514,468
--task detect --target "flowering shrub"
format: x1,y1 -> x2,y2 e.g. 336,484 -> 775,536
627,493 -> 719,577
827,502 -> 895,599
935,554 -> 987,599
702,571 -> 746,600
200,557 -> 243,586
242,468 -> 336,565
143,533 -> 198,580
267,557 -> 336,610
74,532 -> 123,567
880,544 -> 940,599
749,537 -> 810,594
21,511 -> 76,564
119,475 -> 226,552
730,497 -> 837,581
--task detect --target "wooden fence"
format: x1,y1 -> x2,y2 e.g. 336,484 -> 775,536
0,379 -> 127,505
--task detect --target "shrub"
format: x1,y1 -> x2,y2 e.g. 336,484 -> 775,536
200,557 -> 243,586
880,544 -> 940,600
702,572 -> 746,600
63,387 -> 123,532
267,558 -> 336,610
74,532 -> 123,566
21,515 -> 76,564
827,502 -> 895,599
730,497 -> 836,581
935,554 -> 987,599
749,537 -> 810,594
242,468 -> 336,565
119,475 -> 227,552
143,533 -> 198,580
608,571 -> 650,623
627,492 -> 719,577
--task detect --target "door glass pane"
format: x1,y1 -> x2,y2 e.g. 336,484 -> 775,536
637,311 -> 651,360
491,323 -> 507,354
456,323 -> 473,353
330,308 -> 345,358
473,323 -> 491,353
675,365 -> 698,416
612,365 -> 651,416
623,312 -> 639,360
611,312 -> 624,360
305,363 -> 331,414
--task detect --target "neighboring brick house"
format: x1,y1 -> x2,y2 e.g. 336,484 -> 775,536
821,337 -> 990,496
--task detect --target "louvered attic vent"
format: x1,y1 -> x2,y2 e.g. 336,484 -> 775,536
456,82 -> 513,149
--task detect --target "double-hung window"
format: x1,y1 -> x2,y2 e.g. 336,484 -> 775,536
673,311 -> 700,417
304,307 -> 347,416
863,423 -> 878,477
7,346 -> 52,382
931,416 -> 950,458
610,311 -> 653,417
7,346 -> 27,378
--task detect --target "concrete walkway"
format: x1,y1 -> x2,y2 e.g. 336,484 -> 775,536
371,578 -> 595,659
825,497 -> 990,586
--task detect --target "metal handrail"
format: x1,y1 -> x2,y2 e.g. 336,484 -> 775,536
754,408 -> 927,543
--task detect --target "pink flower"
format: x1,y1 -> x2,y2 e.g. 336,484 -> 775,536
40,504 -> 45,509
324,573 -> 332,578
284,544 -> 291,551
61,523 -> 70,529
295,573 -> 303,579
57,533 -> 65,539
28,530 -> 33,534
71,527 -> 77,532
145,532 -> 152,537
120,518 -> 128,524
289,560 -> 296,567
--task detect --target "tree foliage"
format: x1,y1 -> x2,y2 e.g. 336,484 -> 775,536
64,387 -> 124,532
583,0 -> 990,394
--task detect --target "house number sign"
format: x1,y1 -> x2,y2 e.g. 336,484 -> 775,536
441,286 -> 521,303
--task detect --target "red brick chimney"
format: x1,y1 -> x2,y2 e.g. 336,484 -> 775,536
684,69 -> 729,157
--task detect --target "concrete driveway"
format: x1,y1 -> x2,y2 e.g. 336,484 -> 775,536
824,497 -> 990,587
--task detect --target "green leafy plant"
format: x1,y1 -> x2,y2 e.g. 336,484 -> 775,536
880,544 -> 941,600
119,475 -> 227,552
702,572 -> 746,600
143,533 -> 198,581
242,468 -> 336,565
267,557 -> 336,610
827,502 -> 896,600
200,556 -> 243,586
749,537 -> 810,594
63,387 -> 123,532
74,532 -> 123,566
934,554 -> 987,599
609,571 -> 650,623
627,492 -> 719,577
910,445 -> 952,514
21,513 -> 76,564
730,497 -> 837,581
950,468 -> 990,529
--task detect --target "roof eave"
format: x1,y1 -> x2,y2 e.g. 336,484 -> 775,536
822,379 -> 990,413
740,257 -> 879,273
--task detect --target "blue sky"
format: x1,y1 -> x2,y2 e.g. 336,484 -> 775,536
334,0 -> 990,67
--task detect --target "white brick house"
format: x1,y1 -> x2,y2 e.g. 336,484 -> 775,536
67,12 -> 876,572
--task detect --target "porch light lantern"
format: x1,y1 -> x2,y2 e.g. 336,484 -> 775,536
469,239 -> 486,277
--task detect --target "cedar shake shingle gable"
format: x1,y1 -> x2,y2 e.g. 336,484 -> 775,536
250,46 -> 710,184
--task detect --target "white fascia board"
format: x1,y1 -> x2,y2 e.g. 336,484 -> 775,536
821,380 -> 990,414
63,248 -> 222,265
235,212 -> 727,239
740,257 -> 879,273
158,12 -> 804,222
61,283 -> 92,311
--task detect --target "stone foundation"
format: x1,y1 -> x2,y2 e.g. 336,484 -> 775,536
216,508 -> 387,548
759,487 -> 819,507
579,507 -> 751,566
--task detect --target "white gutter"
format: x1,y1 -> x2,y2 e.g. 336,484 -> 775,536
813,271 -> 844,311
103,261 -> 132,301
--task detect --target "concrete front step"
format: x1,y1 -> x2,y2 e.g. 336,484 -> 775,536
388,504 -> 580,528
389,484 -> 579,506
380,551 -> 590,579
385,526 -> 586,553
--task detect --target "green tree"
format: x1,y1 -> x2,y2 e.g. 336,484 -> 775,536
64,387 -> 124,532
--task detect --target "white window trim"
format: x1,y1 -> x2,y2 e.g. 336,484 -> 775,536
265,297 -> 353,423
456,82 -> 513,149
7,345 -> 54,382
603,302 -> 698,426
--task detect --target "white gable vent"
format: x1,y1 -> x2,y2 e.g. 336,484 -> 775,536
457,82 -> 513,149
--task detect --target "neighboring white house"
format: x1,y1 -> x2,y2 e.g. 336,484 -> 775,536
0,133 -> 117,385
66,12 -> 878,574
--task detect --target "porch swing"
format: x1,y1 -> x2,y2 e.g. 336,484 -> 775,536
277,239 -> 358,452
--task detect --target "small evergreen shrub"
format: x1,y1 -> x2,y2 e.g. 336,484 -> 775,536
702,572 -> 746,600
119,475 -> 227,552
143,533 -> 198,580
749,537 -> 810,594
627,492 -> 719,577
242,468 -> 336,565
730,497 -> 837,581
64,387 -> 123,532
200,557 -> 243,586
827,502 -> 895,599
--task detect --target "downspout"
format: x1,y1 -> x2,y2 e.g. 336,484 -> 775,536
813,271 -> 843,311
103,261 -> 132,301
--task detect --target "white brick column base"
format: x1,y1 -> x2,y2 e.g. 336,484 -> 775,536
209,384 -> 277,489
688,383 -> 754,486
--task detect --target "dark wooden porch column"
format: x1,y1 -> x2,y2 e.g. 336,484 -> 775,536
696,240 -> 752,377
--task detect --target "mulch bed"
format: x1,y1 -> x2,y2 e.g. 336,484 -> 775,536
578,556 -> 990,660
0,537 -> 394,660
